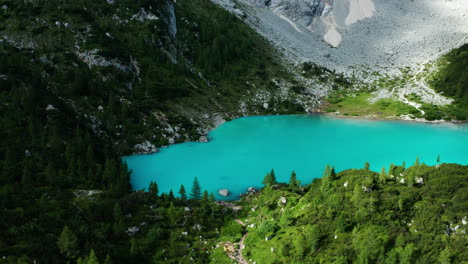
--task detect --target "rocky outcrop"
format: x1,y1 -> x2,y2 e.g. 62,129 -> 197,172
134,141 -> 158,154
218,189 -> 230,196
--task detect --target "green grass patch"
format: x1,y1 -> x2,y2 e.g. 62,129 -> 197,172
325,93 -> 421,118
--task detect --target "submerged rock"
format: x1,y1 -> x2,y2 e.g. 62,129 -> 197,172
218,189 -> 230,196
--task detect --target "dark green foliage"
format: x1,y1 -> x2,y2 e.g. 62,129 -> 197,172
239,163 -> 468,264
289,171 -> 300,191
57,226 -> 79,259
427,44 -> 468,120
364,161 -> 370,171
190,177 -> 202,200
179,184 -> 187,201
148,181 -> 159,198
262,169 -> 277,187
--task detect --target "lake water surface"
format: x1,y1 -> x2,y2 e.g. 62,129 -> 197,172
124,115 -> 468,199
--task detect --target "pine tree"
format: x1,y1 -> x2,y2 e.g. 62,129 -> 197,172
57,226 -> 79,259
414,156 -> 420,166
388,163 -> 395,176
322,164 -> 331,178
168,202 -> 177,225
436,154 -> 441,163
113,203 -> 124,235
289,171 -> 300,191
262,169 -> 277,187
104,255 -> 113,264
438,247 -> 451,264
179,184 -> 187,201
379,167 -> 387,184
364,162 -> 370,171
148,181 -> 159,197
86,249 -> 100,264
329,166 -> 338,180
190,177 -> 202,200
168,189 -> 175,200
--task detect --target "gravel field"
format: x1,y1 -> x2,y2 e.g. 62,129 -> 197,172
212,0 -> 468,75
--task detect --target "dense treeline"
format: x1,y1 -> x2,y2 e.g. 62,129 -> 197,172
0,0 -> 291,262
427,43 -> 468,120
232,162 -> 468,264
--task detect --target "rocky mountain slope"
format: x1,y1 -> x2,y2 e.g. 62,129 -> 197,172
213,0 -> 468,121
214,0 -> 468,74
1,0 -> 353,155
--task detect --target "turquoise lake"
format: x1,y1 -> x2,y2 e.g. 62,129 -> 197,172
124,115 -> 468,200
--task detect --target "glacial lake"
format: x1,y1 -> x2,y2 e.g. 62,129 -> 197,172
124,115 -> 468,200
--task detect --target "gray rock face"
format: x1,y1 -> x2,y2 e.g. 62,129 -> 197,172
248,0 -> 326,27
214,0 -> 468,74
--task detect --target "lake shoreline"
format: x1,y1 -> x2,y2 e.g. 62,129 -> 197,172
320,111 -> 466,125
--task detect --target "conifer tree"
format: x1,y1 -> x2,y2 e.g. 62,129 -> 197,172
148,181 -> 159,197
388,163 -> 395,176
168,189 -> 175,200
104,255 -> 113,264
364,162 -> 370,171
179,184 -> 187,201
437,154 -> 441,163
289,171 -> 300,191
379,167 -> 387,184
168,202 -> 177,225
57,226 -> 79,259
190,177 -> 202,200
322,164 -> 331,178
329,166 -> 338,180
86,249 -> 100,264
414,156 -> 420,166
262,169 -> 277,187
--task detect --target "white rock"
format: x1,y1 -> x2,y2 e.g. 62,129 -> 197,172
98,105 -> 104,111
400,178 -> 405,183
279,196 -> 287,205
218,189 -> 230,196
168,138 -> 175,144
46,104 -> 56,111
126,226 -> 139,236
263,103 -> 269,109
199,136 -> 208,143
462,216 -> 467,225
55,21 -> 61,27
343,181 -> 348,187
2,5 -> 8,10
416,177 -> 424,184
